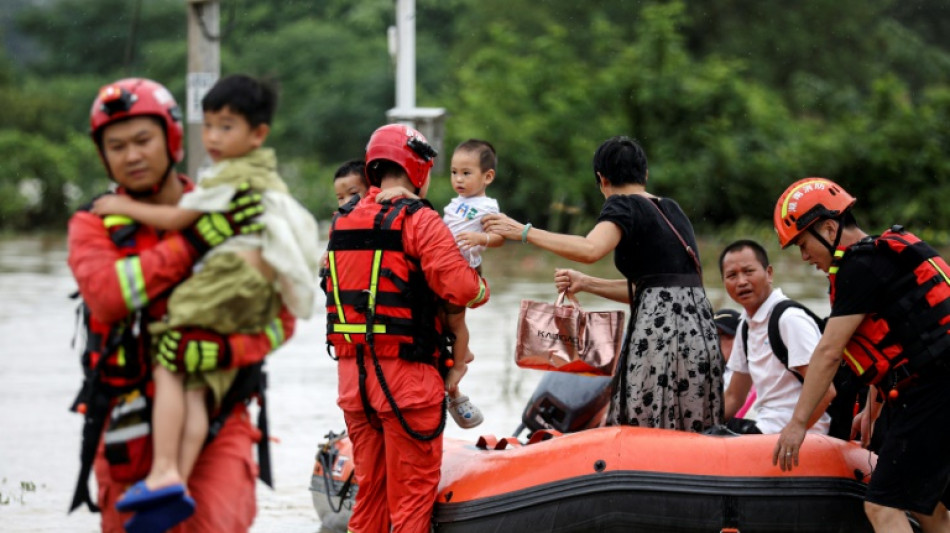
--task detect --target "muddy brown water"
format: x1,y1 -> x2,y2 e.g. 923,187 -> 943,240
0,234 -> 829,532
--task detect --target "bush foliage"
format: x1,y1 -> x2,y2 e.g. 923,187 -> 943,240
1,0 -> 949,239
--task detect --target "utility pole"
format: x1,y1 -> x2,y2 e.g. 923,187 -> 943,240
387,0 -> 447,172
185,0 -> 220,178
393,0 -> 415,113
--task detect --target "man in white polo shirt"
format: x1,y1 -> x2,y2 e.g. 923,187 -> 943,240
719,239 -> 834,434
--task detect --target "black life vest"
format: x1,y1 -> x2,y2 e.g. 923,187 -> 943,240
830,226 -> 950,388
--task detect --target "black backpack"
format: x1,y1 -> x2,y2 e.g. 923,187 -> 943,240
740,299 -> 864,440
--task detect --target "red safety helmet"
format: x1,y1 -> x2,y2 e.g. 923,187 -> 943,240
89,78 -> 184,165
774,177 -> 856,248
365,124 -> 436,189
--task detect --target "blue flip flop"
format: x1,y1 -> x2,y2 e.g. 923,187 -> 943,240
116,481 -> 187,512
123,493 -> 196,533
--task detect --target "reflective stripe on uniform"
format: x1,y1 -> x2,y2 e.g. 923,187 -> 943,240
368,249 -> 383,312
103,422 -> 150,445
466,277 -> 487,307
115,256 -> 147,311
929,258 -> 950,286
829,249 -> 845,275
264,317 -> 285,350
332,323 -> 387,334
110,391 -> 146,418
103,214 -> 134,228
842,347 -> 866,375
327,251 -> 352,343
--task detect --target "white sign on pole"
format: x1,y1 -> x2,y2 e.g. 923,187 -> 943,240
186,72 -> 218,124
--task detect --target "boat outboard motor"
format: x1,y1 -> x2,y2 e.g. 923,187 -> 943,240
517,373 -> 611,436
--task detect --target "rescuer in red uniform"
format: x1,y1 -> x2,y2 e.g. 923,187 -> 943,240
324,124 -> 489,532
68,77 -> 295,532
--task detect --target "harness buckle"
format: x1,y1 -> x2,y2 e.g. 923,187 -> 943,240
884,362 -> 917,401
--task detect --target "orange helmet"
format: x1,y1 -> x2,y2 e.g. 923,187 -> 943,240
774,177 -> 856,248
365,124 -> 436,189
90,78 -> 184,165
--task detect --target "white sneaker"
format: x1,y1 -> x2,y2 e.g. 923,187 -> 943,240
448,394 -> 484,429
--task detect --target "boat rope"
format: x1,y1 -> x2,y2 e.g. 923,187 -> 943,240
316,435 -> 356,514
363,304 -> 446,441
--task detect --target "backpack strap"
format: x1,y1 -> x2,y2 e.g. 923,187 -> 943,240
739,318 -> 749,359
741,298 -> 861,440
767,299 -> 825,383
738,299 -> 824,384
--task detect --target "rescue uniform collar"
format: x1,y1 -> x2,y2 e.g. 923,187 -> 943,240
831,233 -> 875,273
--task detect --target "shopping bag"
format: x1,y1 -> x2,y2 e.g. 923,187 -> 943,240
515,291 -> 625,376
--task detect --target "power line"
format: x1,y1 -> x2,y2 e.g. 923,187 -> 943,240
123,0 -> 142,75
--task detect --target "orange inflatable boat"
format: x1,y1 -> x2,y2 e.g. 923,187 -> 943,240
312,374 -> 878,532
433,426 -> 874,532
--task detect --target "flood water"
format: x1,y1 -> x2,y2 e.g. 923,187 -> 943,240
0,233 -> 830,532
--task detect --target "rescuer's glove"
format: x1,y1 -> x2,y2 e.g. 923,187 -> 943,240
181,183 -> 264,257
156,328 -> 233,373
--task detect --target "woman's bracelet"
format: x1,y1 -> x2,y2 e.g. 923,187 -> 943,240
484,233 -> 490,246
521,223 -> 532,244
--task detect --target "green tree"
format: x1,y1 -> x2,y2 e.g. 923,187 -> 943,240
0,130 -> 100,231
16,0 -> 184,77
6,0 -> 950,232
818,77 -> 950,231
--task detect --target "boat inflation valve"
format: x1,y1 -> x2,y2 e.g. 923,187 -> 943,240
593,459 -> 606,472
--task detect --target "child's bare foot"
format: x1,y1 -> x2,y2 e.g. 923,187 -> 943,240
143,469 -> 185,492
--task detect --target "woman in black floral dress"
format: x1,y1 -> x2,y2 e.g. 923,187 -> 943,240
483,136 -> 723,432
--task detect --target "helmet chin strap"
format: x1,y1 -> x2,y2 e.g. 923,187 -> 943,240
808,217 -> 844,256
126,159 -> 174,199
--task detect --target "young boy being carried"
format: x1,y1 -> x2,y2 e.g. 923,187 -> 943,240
373,139 -> 501,429
440,139 -> 504,428
92,74 -> 320,524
